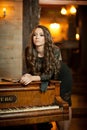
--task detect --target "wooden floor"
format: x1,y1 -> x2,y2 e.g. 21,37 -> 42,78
51,118 -> 87,130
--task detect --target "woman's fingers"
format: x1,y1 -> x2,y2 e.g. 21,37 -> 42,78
20,74 -> 32,85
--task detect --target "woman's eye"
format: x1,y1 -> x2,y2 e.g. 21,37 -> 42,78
33,34 -> 44,37
40,34 -> 44,36
33,34 -> 36,36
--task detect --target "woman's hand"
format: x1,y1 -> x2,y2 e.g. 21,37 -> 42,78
20,73 -> 33,85
20,73 -> 41,85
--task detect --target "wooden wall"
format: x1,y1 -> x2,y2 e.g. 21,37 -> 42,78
0,0 -> 39,80
23,0 -> 39,73
0,0 -> 23,79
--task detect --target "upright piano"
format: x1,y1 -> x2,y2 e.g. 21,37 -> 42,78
0,80 -> 69,127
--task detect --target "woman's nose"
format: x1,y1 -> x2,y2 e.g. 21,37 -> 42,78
36,35 -> 39,38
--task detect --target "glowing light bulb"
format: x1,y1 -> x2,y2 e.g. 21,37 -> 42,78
61,7 -> 67,15
3,8 -> 6,17
70,6 -> 76,15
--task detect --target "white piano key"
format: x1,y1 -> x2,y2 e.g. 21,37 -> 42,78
0,105 -> 59,114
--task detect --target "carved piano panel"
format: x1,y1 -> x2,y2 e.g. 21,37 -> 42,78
0,81 -> 60,108
0,80 -> 69,127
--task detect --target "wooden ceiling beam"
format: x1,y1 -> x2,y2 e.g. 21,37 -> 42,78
39,0 -> 87,5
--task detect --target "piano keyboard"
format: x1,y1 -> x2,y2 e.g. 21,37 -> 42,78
0,105 -> 59,114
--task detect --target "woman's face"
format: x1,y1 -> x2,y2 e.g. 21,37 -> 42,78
33,28 -> 45,47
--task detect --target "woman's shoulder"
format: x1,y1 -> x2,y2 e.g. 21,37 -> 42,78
52,44 -> 62,59
53,44 -> 60,53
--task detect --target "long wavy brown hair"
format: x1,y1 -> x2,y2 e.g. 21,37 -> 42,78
25,25 -> 61,78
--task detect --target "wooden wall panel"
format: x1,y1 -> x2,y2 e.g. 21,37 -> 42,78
23,0 -> 39,73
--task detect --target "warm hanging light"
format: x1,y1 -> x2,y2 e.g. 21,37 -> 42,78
76,33 -> 80,40
49,23 -> 61,42
60,5 -> 77,16
61,7 -> 67,15
70,6 -> 77,15
50,23 -> 60,29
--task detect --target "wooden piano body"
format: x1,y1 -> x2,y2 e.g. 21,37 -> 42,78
0,80 -> 69,127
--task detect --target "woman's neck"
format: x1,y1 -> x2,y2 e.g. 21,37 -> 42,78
36,46 -> 44,57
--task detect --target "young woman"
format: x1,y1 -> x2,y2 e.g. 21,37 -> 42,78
20,25 -> 72,130
20,25 -> 62,91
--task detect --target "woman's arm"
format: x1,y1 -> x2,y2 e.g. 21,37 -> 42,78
20,73 -> 41,85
